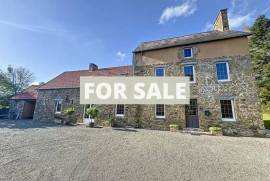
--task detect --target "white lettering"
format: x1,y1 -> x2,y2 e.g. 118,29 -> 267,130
96,83 -> 112,99
146,83 -> 162,100
176,83 -> 186,99
134,83 -> 145,99
114,83 -> 127,99
85,83 -> 95,99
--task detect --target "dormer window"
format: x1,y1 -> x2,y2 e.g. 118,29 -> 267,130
183,48 -> 193,59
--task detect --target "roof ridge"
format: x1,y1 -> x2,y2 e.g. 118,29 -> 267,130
139,30 -> 223,45
140,30 -> 247,45
134,30 -> 251,52
63,65 -> 132,73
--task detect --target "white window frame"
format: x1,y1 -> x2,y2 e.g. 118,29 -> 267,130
183,48 -> 193,59
55,100 -> 62,114
183,65 -> 196,83
155,104 -> 165,119
216,62 -> 230,82
155,67 -> 165,77
220,99 -> 236,122
115,104 -> 125,117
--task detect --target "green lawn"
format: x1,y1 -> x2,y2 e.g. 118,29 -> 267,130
263,113 -> 270,121
263,113 -> 270,129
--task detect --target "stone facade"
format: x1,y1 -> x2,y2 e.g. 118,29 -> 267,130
9,100 -> 25,119
33,46 -> 265,136
33,88 -> 127,125
34,89 -> 83,122
134,34 -> 264,136
9,100 -> 36,119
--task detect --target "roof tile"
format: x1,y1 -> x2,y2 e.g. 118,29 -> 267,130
134,30 -> 251,52
39,65 -> 132,90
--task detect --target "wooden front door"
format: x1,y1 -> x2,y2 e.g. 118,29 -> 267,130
185,99 -> 199,128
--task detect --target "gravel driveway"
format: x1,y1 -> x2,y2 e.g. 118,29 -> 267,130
0,119 -> 270,181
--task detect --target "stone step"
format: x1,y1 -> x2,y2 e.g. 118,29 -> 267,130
183,128 -> 205,132
180,129 -> 212,136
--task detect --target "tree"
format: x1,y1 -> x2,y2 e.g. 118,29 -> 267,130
0,66 -> 34,107
4,66 -> 34,95
249,15 -> 270,110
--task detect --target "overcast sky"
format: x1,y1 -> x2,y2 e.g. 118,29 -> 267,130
0,0 -> 269,83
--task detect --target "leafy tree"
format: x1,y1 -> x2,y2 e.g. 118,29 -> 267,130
249,15 -> 270,110
5,66 -> 34,95
0,66 -> 34,107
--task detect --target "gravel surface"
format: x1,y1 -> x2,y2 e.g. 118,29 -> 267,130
0,119 -> 270,181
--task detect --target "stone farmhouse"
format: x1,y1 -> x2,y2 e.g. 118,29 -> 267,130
9,9 -> 265,136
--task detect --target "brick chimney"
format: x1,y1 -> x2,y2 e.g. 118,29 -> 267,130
213,9 -> 230,31
89,63 -> 98,71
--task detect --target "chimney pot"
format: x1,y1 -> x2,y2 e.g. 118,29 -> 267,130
89,63 -> 98,71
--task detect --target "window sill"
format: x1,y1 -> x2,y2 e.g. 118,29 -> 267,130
116,114 -> 125,118
155,116 -> 165,119
217,80 -> 230,83
55,112 -> 61,114
222,118 -> 236,122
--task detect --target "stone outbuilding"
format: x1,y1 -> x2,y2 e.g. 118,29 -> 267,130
9,85 -> 40,119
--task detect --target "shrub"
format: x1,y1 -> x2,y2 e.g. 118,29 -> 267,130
104,119 -> 112,127
169,124 -> 179,129
63,107 -> 75,116
209,127 -> 222,132
85,107 -> 99,119
264,120 -> 270,129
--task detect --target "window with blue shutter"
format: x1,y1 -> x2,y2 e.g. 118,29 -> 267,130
184,65 -> 195,82
155,67 -> 164,77
216,62 -> 229,81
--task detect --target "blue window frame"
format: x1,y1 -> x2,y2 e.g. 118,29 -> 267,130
155,67 -> 164,77
183,48 -> 193,58
216,62 -> 229,81
184,65 -> 195,82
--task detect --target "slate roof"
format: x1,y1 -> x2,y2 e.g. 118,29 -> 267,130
10,85 -> 40,100
133,30 -> 251,53
39,65 -> 132,90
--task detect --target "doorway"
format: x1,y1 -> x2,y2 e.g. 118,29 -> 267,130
185,99 -> 199,128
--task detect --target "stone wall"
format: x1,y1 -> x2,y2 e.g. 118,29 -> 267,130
33,88 -> 129,125
9,100 -> 24,119
34,89 -> 84,122
134,55 -> 265,136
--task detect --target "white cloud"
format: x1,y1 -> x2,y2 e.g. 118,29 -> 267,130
0,19 -> 67,33
203,22 -> 213,32
227,0 -> 255,29
116,51 -> 126,62
159,0 -> 197,24
228,13 -> 253,29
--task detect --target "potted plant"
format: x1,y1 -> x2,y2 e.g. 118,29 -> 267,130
62,107 -> 75,125
169,124 -> 179,132
209,127 -> 223,136
85,107 -> 99,128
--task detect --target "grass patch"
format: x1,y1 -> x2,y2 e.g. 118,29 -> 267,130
263,113 -> 270,121
263,113 -> 270,129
